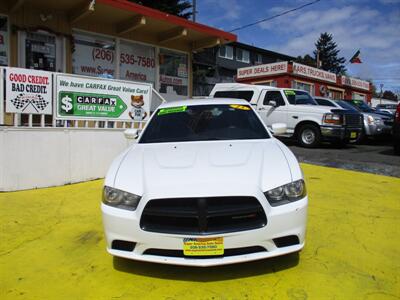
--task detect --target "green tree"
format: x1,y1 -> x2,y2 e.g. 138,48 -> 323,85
313,32 -> 346,74
295,54 -> 316,67
382,90 -> 398,101
129,0 -> 192,19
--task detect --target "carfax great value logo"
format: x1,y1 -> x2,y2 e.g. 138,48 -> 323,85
58,91 -> 127,118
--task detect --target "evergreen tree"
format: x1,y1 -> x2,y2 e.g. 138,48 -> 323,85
295,54 -> 316,68
129,0 -> 193,19
313,32 -> 346,74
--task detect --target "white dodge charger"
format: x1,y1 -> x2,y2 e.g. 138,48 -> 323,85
101,98 -> 307,266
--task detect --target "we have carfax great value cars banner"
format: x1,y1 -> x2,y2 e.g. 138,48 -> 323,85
56,74 -> 151,121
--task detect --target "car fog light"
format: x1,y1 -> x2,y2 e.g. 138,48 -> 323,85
103,186 -> 141,211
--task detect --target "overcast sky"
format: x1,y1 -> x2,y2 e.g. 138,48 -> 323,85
197,0 -> 400,93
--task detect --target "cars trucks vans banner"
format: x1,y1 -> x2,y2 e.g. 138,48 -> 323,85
292,62 -> 337,84
56,74 -> 151,121
5,67 -> 53,115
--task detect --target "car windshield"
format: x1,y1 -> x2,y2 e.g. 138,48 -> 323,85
336,100 -> 359,111
347,100 -> 374,112
139,104 -> 270,143
285,90 -> 317,105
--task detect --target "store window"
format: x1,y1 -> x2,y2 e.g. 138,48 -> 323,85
328,89 -> 344,100
255,53 -> 262,65
352,92 -> 366,101
25,32 -> 56,71
0,15 -> 9,66
72,32 -> 116,78
218,45 -> 233,59
294,81 -> 314,95
159,48 -> 188,98
119,40 -> 156,85
236,48 -> 249,63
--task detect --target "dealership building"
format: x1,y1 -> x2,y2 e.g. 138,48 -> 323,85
0,0 -> 236,125
236,61 -> 372,102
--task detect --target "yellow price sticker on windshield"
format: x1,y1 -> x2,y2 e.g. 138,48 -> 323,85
230,104 -> 251,111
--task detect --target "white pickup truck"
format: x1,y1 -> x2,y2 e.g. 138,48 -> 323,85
210,83 -> 363,147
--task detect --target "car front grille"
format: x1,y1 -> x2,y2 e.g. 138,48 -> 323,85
140,196 -> 267,235
344,114 -> 363,126
384,119 -> 393,126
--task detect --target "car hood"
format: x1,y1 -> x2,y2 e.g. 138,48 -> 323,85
291,105 -> 336,114
113,139 -> 293,199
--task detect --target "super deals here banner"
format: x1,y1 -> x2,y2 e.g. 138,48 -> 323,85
56,74 -> 152,121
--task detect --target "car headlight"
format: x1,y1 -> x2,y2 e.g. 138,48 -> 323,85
367,115 -> 381,125
102,186 -> 141,211
323,113 -> 343,125
264,179 -> 306,206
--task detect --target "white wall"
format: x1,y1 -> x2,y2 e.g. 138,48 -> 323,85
371,97 -> 399,107
0,128 -> 130,191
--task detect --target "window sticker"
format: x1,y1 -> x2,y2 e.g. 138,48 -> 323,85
157,106 -> 187,116
229,104 -> 251,111
284,90 -> 296,96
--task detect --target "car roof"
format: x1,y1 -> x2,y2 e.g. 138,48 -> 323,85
158,98 -> 250,108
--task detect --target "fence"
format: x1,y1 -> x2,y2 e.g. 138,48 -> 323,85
0,68 -> 166,191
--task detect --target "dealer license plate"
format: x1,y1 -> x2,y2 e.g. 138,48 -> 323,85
183,237 -> 224,256
350,132 -> 357,139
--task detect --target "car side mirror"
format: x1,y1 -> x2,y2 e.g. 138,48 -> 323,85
269,100 -> 278,107
271,123 -> 287,136
124,129 -> 139,140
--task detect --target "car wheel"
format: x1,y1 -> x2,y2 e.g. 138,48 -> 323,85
297,124 -> 321,148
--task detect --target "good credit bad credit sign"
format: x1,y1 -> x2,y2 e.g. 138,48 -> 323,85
5,67 -> 52,114
56,74 -> 151,121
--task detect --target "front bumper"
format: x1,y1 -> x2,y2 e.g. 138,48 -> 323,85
101,195 -> 307,267
320,125 -> 362,142
364,123 -> 392,136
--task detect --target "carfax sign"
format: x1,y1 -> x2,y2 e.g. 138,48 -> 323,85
56,74 -> 151,121
5,67 -> 53,115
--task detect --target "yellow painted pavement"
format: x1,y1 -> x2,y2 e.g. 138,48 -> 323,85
0,164 -> 399,300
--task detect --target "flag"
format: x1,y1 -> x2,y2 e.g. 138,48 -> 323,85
350,50 -> 362,64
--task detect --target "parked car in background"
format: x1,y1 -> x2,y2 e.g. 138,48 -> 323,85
314,97 -> 363,143
393,103 -> 400,155
102,98 -> 308,266
375,104 -> 398,116
210,83 -> 362,148
343,99 -> 393,139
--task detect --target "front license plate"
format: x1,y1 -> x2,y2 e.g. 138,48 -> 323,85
183,237 -> 224,256
350,132 -> 357,139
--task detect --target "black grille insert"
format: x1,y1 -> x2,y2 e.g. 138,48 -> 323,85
143,246 -> 267,259
273,235 -> 300,248
140,196 -> 266,235
112,240 -> 136,252
344,114 -> 363,126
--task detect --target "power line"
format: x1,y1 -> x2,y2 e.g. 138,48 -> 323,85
228,0 -> 322,32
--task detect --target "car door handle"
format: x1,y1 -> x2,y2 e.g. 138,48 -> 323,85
292,116 -> 298,119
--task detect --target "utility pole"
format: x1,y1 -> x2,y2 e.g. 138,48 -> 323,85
316,50 -> 320,68
192,0 -> 197,22
380,83 -> 384,105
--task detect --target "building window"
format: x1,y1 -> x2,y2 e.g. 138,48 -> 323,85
159,48 -> 188,98
72,32 -> 116,78
25,32 -> 57,71
293,81 -> 314,95
255,53 -> 262,65
119,40 -> 156,85
0,15 -> 9,66
219,45 -> 233,59
352,92 -> 366,101
236,48 -> 249,63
